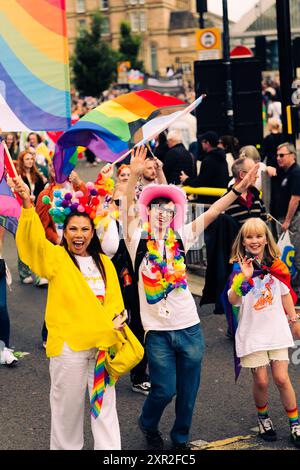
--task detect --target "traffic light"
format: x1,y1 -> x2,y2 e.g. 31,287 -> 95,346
196,0 -> 207,13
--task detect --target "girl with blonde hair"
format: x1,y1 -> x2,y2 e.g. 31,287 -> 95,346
227,218 -> 300,447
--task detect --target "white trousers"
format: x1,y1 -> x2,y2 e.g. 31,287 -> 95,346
49,343 -> 121,450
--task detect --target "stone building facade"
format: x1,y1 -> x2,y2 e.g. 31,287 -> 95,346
66,0 -> 223,78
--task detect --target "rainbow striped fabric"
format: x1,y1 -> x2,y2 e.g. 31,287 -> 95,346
54,90 -> 188,182
0,0 -> 71,131
90,349 -> 117,419
141,273 -> 174,305
90,350 -> 106,419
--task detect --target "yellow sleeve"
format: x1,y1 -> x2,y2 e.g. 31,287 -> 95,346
16,207 -> 61,279
102,255 -> 124,316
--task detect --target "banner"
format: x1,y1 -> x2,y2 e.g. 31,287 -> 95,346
0,0 -> 71,131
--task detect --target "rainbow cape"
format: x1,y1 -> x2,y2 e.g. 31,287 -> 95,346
222,259 -> 297,381
0,0 -> 71,131
53,90 -> 203,182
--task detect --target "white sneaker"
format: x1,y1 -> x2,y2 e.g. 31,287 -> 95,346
0,347 -> 18,366
37,277 -> 48,286
132,381 -> 151,396
22,276 -> 33,284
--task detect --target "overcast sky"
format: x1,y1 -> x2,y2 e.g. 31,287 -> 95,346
207,0 -> 260,22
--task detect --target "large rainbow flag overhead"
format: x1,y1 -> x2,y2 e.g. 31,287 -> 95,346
0,0 -> 71,131
54,90 -> 203,183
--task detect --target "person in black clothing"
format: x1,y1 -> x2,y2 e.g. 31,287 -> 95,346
180,130 -> 229,204
154,131 -> 169,164
261,118 -> 285,167
261,118 -> 286,234
163,129 -> 194,185
276,142 -> 300,304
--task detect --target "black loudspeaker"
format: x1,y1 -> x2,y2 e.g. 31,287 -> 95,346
293,37 -> 300,68
255,36 -> 267,70
194,58 -> 263,148
196,0 -> 207,13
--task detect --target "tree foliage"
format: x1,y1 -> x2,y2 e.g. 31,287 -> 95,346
72,12 -> 118,97
119,22 -> 143,71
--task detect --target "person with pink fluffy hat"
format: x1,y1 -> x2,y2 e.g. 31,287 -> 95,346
123,145 -> 259,450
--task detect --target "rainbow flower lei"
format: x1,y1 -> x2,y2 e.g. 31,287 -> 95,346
143,223 -> 187,294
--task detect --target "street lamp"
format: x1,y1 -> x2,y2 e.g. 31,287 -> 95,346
222,0 -> 234,134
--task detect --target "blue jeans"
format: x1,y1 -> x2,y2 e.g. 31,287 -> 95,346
0,268 -> 10,347
140,324 -> 205,445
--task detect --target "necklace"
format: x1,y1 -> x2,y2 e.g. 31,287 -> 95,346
143,223 -> 187,297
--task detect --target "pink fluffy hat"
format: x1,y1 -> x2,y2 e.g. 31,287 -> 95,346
138,184 -> 187,230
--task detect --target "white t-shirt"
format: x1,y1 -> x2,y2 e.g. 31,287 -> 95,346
127,222 -> 202,332
74,255 -> 105,298
232,274 -> 294,358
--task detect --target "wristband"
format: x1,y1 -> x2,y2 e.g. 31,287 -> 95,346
231,186 -> 242,196
231,273 -> 254,296
288,312 -> 300,324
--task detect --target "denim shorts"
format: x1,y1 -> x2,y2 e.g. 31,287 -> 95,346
240,348 -> 289,368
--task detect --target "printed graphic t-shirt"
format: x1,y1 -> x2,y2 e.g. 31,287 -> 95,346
127,222 -> 202,332
234,273 -> 294,358
74,255 -> 105,299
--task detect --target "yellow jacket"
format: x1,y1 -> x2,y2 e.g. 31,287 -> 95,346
16,207 -> 124,357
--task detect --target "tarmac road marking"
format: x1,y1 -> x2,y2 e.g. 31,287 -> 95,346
191,434 -> 255,450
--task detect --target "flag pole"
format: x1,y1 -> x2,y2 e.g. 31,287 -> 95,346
0,132 -> 18,178
111,148 -> 133,167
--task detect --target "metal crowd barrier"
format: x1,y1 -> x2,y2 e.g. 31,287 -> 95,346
182,175 -> 271,272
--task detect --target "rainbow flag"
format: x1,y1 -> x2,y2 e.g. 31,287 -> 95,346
0,142 -> 21,235
0,0 -> 71,131
54,90 -> 204,183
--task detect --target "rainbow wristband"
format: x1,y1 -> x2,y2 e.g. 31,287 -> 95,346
231,273 -> 254,296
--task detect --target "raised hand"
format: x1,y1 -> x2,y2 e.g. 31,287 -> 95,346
130,145 -> 147,176
153,156 -> 163,171
69,170 -> 82,187
9,176 -> 31,207
239,256 -> 254,280
100,163 -> 114,179
235,163 -> 259,193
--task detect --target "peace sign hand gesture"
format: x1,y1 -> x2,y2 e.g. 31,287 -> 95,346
238,256 -> 254,281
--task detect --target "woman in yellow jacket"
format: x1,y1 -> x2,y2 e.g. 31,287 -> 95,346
13,176 -> 126,450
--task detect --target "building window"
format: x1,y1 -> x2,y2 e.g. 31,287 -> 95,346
130,11 -> 146,32
76,0 -> 85,13
99,0 -> 109,10
176,0 -> 189,9
140,11 -> 146,31
182,63 -> 192,73
130,12 -> 139,32
180,37 -> 188,48
78,19 -> 86,35
151,43 -> 157,73
101,16 -> 110,35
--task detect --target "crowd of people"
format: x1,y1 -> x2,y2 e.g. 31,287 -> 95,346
1,82 -> 300,450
